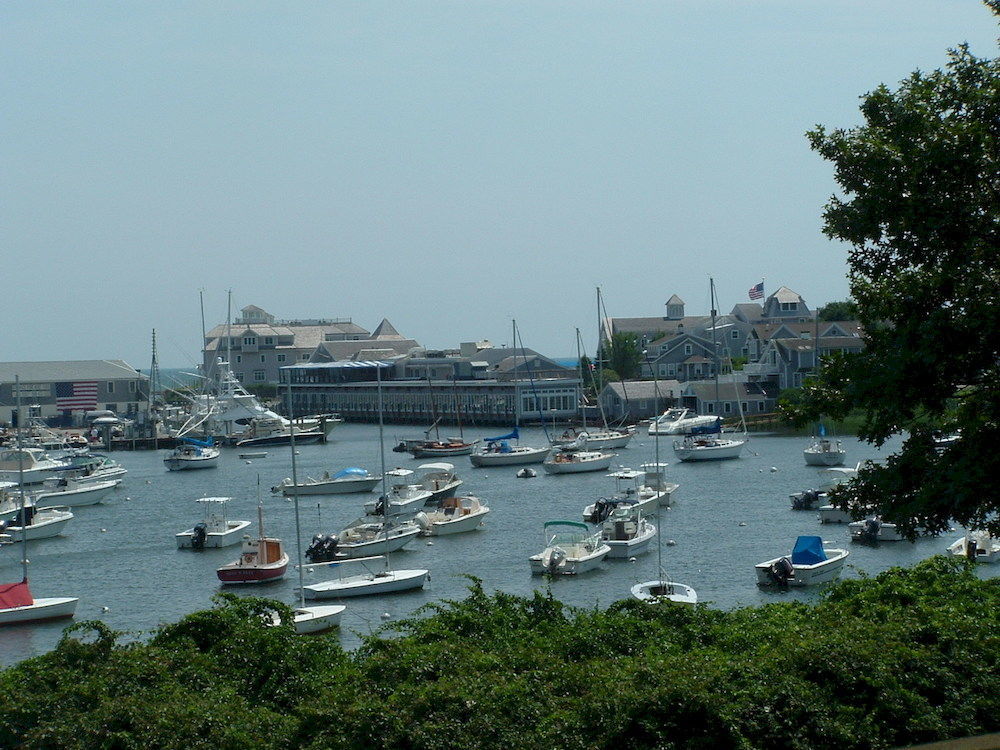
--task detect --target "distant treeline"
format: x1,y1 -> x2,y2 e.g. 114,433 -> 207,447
1,556 -> 997,749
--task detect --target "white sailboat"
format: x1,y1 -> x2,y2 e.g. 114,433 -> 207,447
0,377 -> 78,626
302,362 -> 428,600
163,437 -> 220,471
803,428 -> 847,466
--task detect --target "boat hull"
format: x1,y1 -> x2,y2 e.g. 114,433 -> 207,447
176,521 -> 253,549
419,507 -> 489,536
469,446 -> 549,467
217,555 -> 289,584
291,605 -> 345,633
804,450 -> 847,466
34,480 -> 118,508
164,456 -> 219,471
529,545 -> 610,575
335,526 -> 420,557
755,550 -> 849,586
236,432 -> 323,448
302,569 -> 429,599
948,536 -> 1000,564
818,504 -> 853,524
542,455 -> 614,474
631,581 -> 697,605
605,531 -> 655,558
0,596 -> 78,625
5,513 -> 72,541
410,445 -> 475,458
672,439 -> 744,461
282,477 -> 380,495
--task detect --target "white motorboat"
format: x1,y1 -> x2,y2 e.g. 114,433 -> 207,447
813,466 -> 863,522
818,504 -> 854,524
469,427 -> 549,467
756,536 -> 850,586
305,517 -> 422,561
414,495 -> 490,536
58,453 -> 128,484
948,532 -> 1000,564
630,581 -> 698,605
176,497 -> 252,549
529,520 -> 610,575
415,462 -> 463,503
163,438 -> 220,471
639,463 -> 679,507
849,517 -> 908,543
789,488 -> 828,510
34,477 -> 119,508
0,482 -> 33,521
600,507 -> 656,558
274,467 -> 381,496
0,447 -> 67,486
648,408 -> 720,436
235,416 -> 324,448
0,505 -> 73,541
362,469 -> 434,517
542,450 -> 615,475
672,433 -> 745,462
302,555 -> 429,599
582,469 -> 659,523
804,437 -> 847,466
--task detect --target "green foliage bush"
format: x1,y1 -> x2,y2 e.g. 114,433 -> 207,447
1,560 -> 997,749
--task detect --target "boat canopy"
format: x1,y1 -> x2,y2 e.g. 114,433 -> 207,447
417,463 -> 455,472
688,418 -> 722,435
180,436 -> 214,448
791,536 -> 827,565
543,520 -> 589,530
385,468 -> 414,478
485,427 -> 519,442
195,497 -> 233,504
0,579 -> 33,609
333,468 -> 369,479
608,469 -> 644,480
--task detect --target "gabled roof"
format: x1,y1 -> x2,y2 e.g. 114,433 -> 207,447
371,318 -> 404,340
665,294 -> 684,305
0,360 -> 146,382
241,304 -> 269,314
768,286 -> 803,304
601,380 -> 682,400
730,303 -> 763,322
681,379 -> 769,400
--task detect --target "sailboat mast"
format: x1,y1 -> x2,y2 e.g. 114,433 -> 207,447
575,328 -> 587,432
377,363 -> 393,573
511,319 -> 519,429
15,376 -> 27,582
710,278 -> 720,408
286,377 -> 305,608
596,286 -> 603,397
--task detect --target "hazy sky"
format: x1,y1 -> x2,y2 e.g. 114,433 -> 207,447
3,1 -> 997,368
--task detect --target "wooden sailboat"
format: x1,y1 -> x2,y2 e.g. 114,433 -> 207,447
0,377 -> 78,626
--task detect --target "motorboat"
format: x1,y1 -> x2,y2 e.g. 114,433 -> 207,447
304,517 -> 421,560
639,463 -> 679,507
756,536 -> 850,586
176,497 -> 252,549
648,407 -> 720,436
273,467 -> 381,496
817,504 -> 854,524
849,517 -> 908,543
789,488 -> 827,511
630,580 -> 697,605
414,495 -> 490,536
57,453 -> 128,484
672,430 -> 745,462
0,447 -> 68,486
362,469 -> 434,517
528,520 -> 610,575
542,450 -> 615,475
163,437 -> 221,471
414,462 -> 463,503
302,555 -> 429,599
408,438 -> 478,458
812,465 -> 863,522
599,507 -> 656,558
582,469 -> 659,523
469,428 -> 549,467
216,506 -> 289,584
239,451 -> 268,459
0,482 -> 32,522
235,416 -> 324,448
804,437 -> 847,466
948,532 -> 1000,564
34,477 -> 120,508
0,505 -> 73,542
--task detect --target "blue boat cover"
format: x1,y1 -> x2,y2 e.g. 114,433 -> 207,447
181,436 -> 214,448
818,423 -> 827,437
485,427 -> 519,442
333,468 -> 368,479
791,536 -> 827,565
688,418 -> 722,435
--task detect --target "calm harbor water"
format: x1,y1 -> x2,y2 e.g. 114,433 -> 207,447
1,425 -> 992,665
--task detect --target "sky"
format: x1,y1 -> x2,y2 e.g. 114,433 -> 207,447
3,1 -> 998,368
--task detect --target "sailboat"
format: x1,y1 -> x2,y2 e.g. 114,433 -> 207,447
408,377 -> 478,457
803,423 -> 847,466
0,377 -> 78,626
302,362 -> 428,599
631,365 -> 697,605
672,278 -> 747,462
275,379 -> 344,634
470,320 -> 551,467
216,478 -> 289,584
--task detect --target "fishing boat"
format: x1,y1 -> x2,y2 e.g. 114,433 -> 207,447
648,407 -> 719,436
599,507 -> 656,558
302,555 -> 429,598
57,453 -> 128,484
414,495 -> 490,536
0,482 -> 33,521
34,477 -> 119,508
528,520 -> 610,575
362,469 -> 434,517
273,467 -> 381,496
163,437 -> 220,471
582,469 -> 659,523
948,532 -> 1000,564
542,449 -> 615,475
639,463 -> 679,507
0,380 -> 78,626
755,536 -> 850,587
235,416 -> 324,448
0,505 -> 73,541
0,447 -> 67,486
414,462 -> 463,503
307,517 -> 422,561
176,497 -> 252,549
216,504 -> 289,584
848,517 -> 908,543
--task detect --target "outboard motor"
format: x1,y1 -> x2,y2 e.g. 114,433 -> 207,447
966,538 -> 978,560
545,546 -> 567,574
767,556 -> 795,587
517,468 -> 537,479
392,441 -> 408,453
305,533 -> 325,562
413,512 -> 430,534
861,518 -> 881,543
191,522 -> 208,550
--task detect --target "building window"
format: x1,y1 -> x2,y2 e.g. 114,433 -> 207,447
129,381 -> 136,392
107,382 -> 115,394
667,364 -> 676,376
264,337 -> 274,345
253,370 -> 265,382
731,330 -> 739,339
724,402 -> 732,413
301,354 -> 309,360
105,403 -> 115,412
780,302 -> 798,312
684,344 -> 692,355
277,354 -> 286,362
706,403 -> 714,413
260,355 -> 266,363
243,336 -> 256,346
236,355 -> 242,364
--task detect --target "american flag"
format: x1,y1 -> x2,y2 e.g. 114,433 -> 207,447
55,381 -> 99,411
748,281 -> 764,300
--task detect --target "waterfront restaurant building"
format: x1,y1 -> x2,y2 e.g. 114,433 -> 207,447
281,360 -> 581,426
0,360 -> 149,427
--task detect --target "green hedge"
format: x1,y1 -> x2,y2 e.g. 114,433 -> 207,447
1,557 -> 997,749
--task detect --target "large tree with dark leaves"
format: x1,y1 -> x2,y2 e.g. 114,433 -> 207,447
786,5 -> 1000,538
